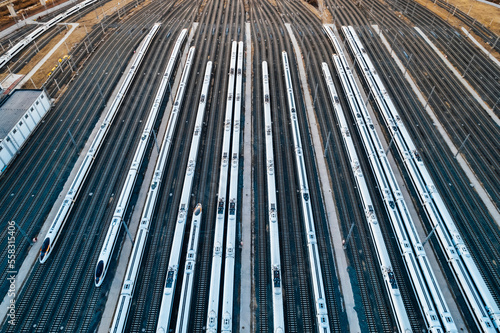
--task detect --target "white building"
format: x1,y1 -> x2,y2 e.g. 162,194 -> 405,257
0,89 -> 51,174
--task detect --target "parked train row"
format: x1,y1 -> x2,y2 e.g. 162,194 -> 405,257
262,61 -> 285,333
325,24 -> 456,332
94,28 -> 188,287
38,23 -> 161,264
340,25 -> 458,333
220,40 -> 244,333
206,40 -> 244,333
156,58 -> 212,332
281,51 -> 331,332
321,59 -> 412,332
168,203 -> 202,333
109,45 -> 200,332
339,25 -> 500,332
0,0 -> 99,69
205,41 -> 238,333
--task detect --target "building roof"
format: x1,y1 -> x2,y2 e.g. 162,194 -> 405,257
0,89 -> 43,138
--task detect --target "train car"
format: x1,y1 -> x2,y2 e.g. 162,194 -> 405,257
173,204 -> 202,333
262,61 -> 285,333
282,51 -> 330,332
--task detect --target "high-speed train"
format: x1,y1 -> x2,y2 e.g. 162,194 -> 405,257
95,28 -> 187,287
39,23 -> 161,263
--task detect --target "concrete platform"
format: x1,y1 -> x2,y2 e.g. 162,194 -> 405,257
239,21 -> 252,333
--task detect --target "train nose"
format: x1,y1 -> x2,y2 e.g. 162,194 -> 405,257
39,238 -> 51,262
95,260 -> 104,286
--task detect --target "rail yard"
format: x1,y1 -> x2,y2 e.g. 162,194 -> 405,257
0,0 -> 499,331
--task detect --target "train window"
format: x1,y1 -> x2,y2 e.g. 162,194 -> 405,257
446,317 -> 453,323
431,315 -> 437,321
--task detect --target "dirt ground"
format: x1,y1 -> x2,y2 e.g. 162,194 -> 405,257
4,0 -> 499,89
311,0 -> 499,57
410,0 -> 500,59
0,0 -> 70,30
2,0 -> 150,89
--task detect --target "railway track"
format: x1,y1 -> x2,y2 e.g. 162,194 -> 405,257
125,0 -> 245,331
319,0 -> 500,327
188,0 -> 245,330
0,0 -> 160,304
279,1 -> 424,330
1,2 -> 194,331
0,0 -> 498,330
413,0 -> 500,53
251,0 -> 356,330
0,0 -> 119,74
363,0 -> 500,309
251,3 -> 316,332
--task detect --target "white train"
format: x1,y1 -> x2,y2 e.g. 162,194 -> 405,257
156,60 -> 212,333
341,25 -> 500,332
109,45 -> 197,333
221,40 -> 244,333
39,23 -> 161,264
0,0 -> 99,69
262,60 -> 285,333
331,25 -> 457,333
173,203 -> 202,333
326,56 -> 412,333
206,41 -> 238,333
95,28 -> 188,287
281,51 -> 330,332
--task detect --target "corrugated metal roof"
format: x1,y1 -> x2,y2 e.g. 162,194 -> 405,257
0,89 -> 43,137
